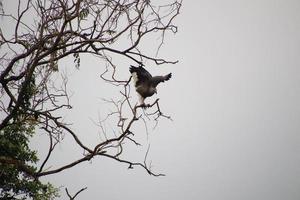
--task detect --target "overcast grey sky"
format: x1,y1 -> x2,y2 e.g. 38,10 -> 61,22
3,0 -> 300,199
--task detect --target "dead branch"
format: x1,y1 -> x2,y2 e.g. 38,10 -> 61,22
0,0 -> 181,196
65,187 -> 87,200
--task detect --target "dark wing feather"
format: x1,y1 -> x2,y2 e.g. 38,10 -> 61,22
151,73 -> 172,87
129,65 -> 152,86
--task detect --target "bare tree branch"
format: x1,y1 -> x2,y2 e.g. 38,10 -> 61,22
0,0 -> 181,197
65,187 -> 87,200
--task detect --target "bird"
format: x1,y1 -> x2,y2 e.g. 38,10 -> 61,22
129,65 -> 172,106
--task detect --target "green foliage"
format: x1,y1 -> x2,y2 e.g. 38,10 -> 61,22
0,122 -> 59,199
21,75 -> 36,108
73,52 -> 81,69
79,8 -> 89,20
1,123 -> 36,161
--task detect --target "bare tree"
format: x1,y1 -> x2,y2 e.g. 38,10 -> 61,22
0,0 -> 181,198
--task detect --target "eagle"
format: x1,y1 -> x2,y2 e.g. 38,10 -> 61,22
129,65 -> 172,106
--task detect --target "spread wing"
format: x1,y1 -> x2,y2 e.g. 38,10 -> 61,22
151,73 -> 172,87
129,65 -> 152,87
129,65 -> 172,104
